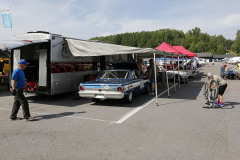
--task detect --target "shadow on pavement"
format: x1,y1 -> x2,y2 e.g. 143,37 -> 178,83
34,111 -> 86,121
26,92 -> 91,107
202,101 -> 239,109
219,101 -> 240,109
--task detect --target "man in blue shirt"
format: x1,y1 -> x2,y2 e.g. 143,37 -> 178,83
10,59 -> 34,121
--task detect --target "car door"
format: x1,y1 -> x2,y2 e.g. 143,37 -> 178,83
131,70 -> 144,94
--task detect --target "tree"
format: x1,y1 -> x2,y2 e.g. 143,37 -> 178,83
217,45 -> 226,55
231,30 -> 240,54
90,27 -> 233,55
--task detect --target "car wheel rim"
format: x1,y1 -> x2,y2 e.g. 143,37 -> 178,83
129,92 -> 133,101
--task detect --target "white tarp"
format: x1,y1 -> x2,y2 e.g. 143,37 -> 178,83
66,38 -> 165,57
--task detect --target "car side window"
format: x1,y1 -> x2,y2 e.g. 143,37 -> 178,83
131,71 -> 137,80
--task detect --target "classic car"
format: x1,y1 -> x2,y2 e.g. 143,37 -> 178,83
78,66 -> 150,103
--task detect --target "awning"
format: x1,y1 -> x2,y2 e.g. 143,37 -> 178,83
0,40 -> 49,51
66,38 -> 166,57
173,46 -> 195,58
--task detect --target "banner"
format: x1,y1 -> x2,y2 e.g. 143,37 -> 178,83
0,8 -> 12,28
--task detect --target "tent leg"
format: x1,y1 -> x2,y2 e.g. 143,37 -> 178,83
173,55 -> 176,93
165,54 -> 170,97
178,55 -> 180,88
154,53 -> 158,105
183,57 -> 185,86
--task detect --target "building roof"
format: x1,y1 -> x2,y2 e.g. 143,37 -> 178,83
195,53 -> 212,58
212,54 -> 235,59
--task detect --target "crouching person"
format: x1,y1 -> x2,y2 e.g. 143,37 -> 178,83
207,72 -> 227,107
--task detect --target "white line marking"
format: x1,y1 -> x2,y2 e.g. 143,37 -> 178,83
115,97 -> 155,124
115,84 -> 179,124
0,108 -> 114,123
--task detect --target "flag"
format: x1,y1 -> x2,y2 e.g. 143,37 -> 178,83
0,8 -> 12,28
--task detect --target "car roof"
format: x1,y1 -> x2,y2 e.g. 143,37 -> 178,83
101,69 -> 134,71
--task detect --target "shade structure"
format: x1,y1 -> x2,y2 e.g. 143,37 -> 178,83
66,38 -> 166,57
173,46 -> 195,58
155,42 -> 180,55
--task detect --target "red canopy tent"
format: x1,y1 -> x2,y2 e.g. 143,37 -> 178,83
155,42 -> 180,55
173,46 -> 195,58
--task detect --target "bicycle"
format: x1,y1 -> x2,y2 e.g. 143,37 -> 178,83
203,80 -> 219,108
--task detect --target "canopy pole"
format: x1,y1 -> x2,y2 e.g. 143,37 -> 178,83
178,55 -> 180,88
153,52 -> 158,105
172,54 -> 176,92
183,57 -> 186,86
165,54 -> 170,97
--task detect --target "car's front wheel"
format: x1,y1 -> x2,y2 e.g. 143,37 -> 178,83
145,83 -> 150,94
125,91 -> 133,103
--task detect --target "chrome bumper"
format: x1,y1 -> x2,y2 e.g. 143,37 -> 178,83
79,90 -> 125,100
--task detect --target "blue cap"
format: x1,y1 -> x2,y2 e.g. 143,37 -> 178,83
18,59 -> 29,65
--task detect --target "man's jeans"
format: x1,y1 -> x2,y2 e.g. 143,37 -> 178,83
10,88 -> 30,119
220,67 -> 224,77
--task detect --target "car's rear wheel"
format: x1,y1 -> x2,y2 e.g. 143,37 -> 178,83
92,98 -> 100,103
125,91 -> 133,103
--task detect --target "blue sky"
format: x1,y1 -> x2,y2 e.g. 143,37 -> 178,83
0,0 -> 240,40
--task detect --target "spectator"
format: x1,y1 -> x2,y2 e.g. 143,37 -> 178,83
148,59 -> 158,95
10,59 -> 35,121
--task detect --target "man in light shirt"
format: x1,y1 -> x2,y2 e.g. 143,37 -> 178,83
207,72 -> 227,107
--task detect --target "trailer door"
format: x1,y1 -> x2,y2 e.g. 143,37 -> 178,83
13,49 -> 21,70
39,49 -> 47,87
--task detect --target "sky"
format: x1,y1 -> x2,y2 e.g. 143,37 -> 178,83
0,0 -> 240,41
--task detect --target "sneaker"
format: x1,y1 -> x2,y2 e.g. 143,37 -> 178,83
148,92 -> 154,95
24,117 -> 35,121
213,102 -> 219,106
218,103 -> 224,107
9,117 -> 22,121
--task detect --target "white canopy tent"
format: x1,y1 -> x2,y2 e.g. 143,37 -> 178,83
66,38 -> 183,105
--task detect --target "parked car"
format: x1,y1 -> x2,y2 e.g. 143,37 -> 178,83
158,66 -> 190,83
166,70 -> 190,83
79,62 -> 150,103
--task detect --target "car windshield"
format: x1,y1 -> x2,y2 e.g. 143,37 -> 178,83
97,70 -> 129,79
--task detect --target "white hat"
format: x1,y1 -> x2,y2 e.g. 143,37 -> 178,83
207,72 -> 212,78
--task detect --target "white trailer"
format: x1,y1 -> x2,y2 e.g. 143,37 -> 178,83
0,31 -> 132,95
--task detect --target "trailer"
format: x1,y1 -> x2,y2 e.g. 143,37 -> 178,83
0,31 -> 133,95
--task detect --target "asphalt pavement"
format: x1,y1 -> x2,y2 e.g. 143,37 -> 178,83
0,62 -> 240,160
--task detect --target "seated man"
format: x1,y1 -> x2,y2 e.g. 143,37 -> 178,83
207,72 -> 227,107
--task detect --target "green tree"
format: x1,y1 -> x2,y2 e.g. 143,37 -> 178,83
231,30 -> 240,54
217,45 -> 226,54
